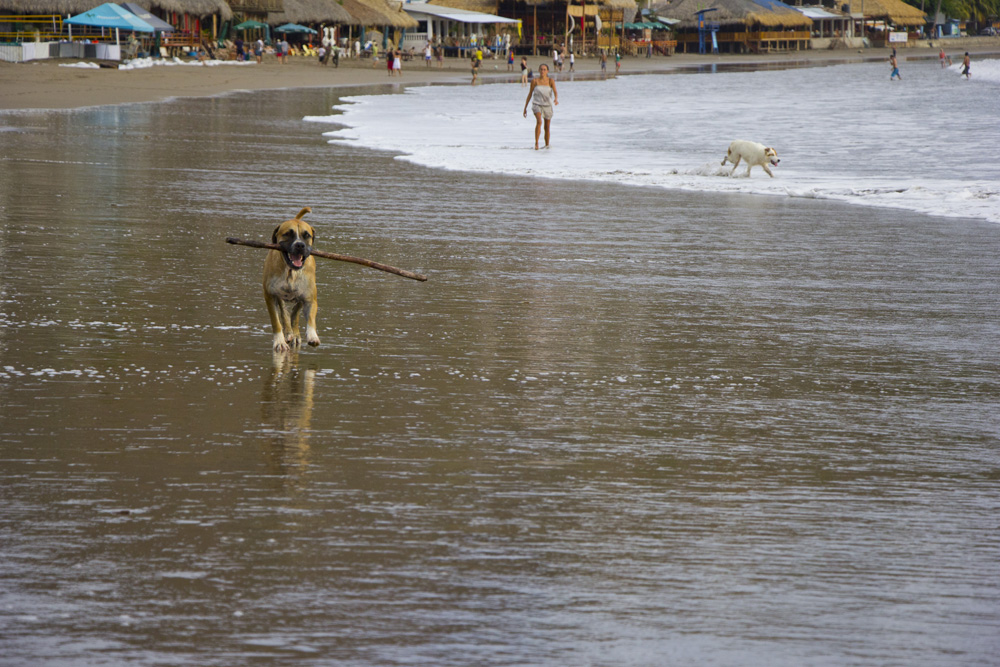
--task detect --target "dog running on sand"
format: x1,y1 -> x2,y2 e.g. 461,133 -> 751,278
263,207 -> 320,352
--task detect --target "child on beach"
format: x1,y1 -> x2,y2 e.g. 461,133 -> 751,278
889,53 -> 901,80
520,56 -> 528,85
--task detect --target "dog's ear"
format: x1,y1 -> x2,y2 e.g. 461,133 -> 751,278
272,225 -> 282,244
295,207 -> 312,220
305,224 -> 315,244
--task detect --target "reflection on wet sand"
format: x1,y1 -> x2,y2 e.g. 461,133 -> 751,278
260,352 -> 316,484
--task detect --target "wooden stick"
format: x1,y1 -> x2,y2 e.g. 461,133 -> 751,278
226,237 -> 428,282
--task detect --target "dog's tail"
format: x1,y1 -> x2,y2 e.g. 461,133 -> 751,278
295,207 -> 312,220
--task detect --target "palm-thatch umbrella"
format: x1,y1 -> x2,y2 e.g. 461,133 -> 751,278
659,0 -> 812,30
340,0 -> 417,28
267,0 -> 353,26
127,0 -> 231,19
339,0 -> 387,26
0,0 -> 98,12
846,0 -> 925,27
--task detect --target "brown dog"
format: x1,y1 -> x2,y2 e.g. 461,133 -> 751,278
263,207 -> 320,352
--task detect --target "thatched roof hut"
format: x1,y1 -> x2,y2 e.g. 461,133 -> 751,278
0,0 -> 231,18
340,0 -> 417,27
847,0 -> 925,27
514,0 -> 635,6
659,0 -> 812,29
267,0 -> 352,24
427,0 -> 498,12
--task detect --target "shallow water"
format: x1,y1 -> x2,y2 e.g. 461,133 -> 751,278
315,58 -> 1000,223
1,79 -> 999,666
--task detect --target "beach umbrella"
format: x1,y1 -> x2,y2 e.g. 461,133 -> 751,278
234,20 -> 269,30
275,23 -> 318,34
119,3 -> 175,33
65,3 -> 155,33
65,2 -> 154,47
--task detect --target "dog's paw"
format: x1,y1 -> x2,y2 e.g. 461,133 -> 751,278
273,334 -> 290,353
307,336 -> 320,347
286,335 -> 301,348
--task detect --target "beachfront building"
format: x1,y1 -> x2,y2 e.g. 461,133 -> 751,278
787,3 -> 858,49
265,0 -> 352,45
399,1 -> 519,53
846,0 -> 926,46
0,0 -> 231,60
658,0 -> 813,53
490,0 -> 637,55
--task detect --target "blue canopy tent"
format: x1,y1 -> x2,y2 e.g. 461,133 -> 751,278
65,2 -> 154,46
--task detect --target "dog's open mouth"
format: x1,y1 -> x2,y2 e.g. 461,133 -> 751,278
283,251 -> 306,269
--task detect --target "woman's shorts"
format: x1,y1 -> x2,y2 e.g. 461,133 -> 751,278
532,103 -> 554,120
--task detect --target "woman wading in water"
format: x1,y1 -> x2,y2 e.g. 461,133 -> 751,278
522,63 -> 558,150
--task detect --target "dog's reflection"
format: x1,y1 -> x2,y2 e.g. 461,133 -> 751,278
260,350 -> 315,484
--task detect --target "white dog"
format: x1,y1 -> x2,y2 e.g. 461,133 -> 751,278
721,140 -> 780,178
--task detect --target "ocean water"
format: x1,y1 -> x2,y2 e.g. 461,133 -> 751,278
308,58 -> 1000,224
2,69 -> 1000,666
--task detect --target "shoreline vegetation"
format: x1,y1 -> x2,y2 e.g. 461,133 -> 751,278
3,45 -> 999,112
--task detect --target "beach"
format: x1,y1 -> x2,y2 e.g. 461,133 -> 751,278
2,46 -> 1000,666
4,44 -> 998,110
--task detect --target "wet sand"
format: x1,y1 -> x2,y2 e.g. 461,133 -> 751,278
4,44 -> 999,111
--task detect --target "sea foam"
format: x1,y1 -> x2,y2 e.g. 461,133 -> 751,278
307,59 -> 1000,224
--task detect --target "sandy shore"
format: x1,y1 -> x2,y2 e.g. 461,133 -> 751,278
2,45 -> 998,111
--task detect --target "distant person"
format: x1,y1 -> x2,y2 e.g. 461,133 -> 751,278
961,52 -> 971,78
939,47 -> 947,67
569,51 -> 575,72
387,49 -> 394,76
522,63 -> 558,150
425,41 -> 432,67
507,49 -> 514,72
317,44 -> 327,64
476,46 -> 483,68
520,56 -> 528,85
436,43 -> 444,68
471,54 -> 479,84
552,46 -> 559,71
615,51 -> 621,73
279,39 -> 290,64
600,50 -> 607,74
234,37 -> 245,62
393,49 -> 402,76
254,38 -> 263,64
889,53 -> 901,80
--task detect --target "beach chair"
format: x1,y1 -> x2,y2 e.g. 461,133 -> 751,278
302,44 -> 316,57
